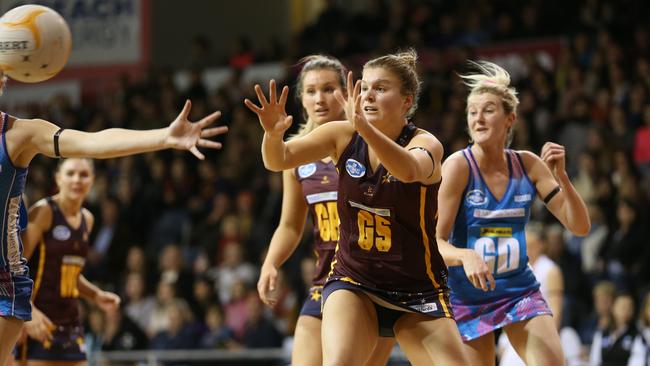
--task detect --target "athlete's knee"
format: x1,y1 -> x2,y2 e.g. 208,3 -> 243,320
322,349 -> 367,366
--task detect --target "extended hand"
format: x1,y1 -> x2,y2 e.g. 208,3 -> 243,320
24,307 -> 55,343
244,80 -> 293,137
540,142 -> 566,176
166,100 -> 228,160
257,264 -> 279,307
462,250 -> 495,291
96,290 -> 121,314
334,71 -> 369,131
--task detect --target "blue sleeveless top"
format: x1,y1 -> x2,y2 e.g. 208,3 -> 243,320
0,111 -> 29,276
447,147 -> 539,304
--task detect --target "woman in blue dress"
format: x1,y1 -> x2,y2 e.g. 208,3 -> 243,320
436,61 -> 591,366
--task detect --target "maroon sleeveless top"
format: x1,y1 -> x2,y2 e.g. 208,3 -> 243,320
295,160 -> 339,286
332,124 -> 448,294
29,197 -> 89,325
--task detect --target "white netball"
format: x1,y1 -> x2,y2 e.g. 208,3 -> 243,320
0,5 -> 71,83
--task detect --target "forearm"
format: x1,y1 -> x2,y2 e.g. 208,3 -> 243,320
357,123 -> 420,182
261,132 -> 289,171
77,275 -> 101,302
60,128 -> 168,159
436,238 -> 469,267
556,172 -> 591,236
262,226 -> 302,269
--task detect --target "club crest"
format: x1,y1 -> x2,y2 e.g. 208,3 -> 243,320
345,159 -> 366,178
466,189 -> 488,206
297,163 -> 317,178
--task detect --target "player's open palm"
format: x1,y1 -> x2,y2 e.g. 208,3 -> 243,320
166,100 -> 228,160
335,71 -> 369,131
245,80 -> 293,137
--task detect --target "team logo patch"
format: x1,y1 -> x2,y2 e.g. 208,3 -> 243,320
298,163 -> 317,178
52,225 -> 71,241
345,159 -> 366,178
465,189 -> 488,206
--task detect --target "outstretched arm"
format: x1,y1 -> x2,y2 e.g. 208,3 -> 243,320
7,100 -> 227,167
436,153 -> 495,291
245,80 -> 352,171
523,143 -> 591,236
257,169 -> 309,307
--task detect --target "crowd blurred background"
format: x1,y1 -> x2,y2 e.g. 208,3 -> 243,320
2,0 -> 650,365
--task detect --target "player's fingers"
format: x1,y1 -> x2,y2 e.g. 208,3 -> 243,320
477,273 -> 488,291
254,84 -> 269,106
189,146 -> 205,160
487,272 -> 496,291
353,79 -> 361,99
334,90 -> 347,108
269,272 -> 277,292
282,116 -> 293,129
244,98 -> 263,114
269,79 -> 277,104
197,111 -> 222,128
346,71 -> 354,98
197,139 -> 222,149
201,126 -> 228,138
278,85 -> 289,108
178,100 -> 192,120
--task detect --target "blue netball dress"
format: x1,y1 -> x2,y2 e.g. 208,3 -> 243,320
447,147 -> 551,341
0,111 -> 33,321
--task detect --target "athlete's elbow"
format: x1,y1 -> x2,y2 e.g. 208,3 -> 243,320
263,160 -> 283,172
570,222 -> 591,237
397,167 -> 419,183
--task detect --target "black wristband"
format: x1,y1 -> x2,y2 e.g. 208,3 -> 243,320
53,128 -> 64,158
543,186 -> 561,204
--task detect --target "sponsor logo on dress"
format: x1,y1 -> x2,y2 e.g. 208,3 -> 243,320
514,194 -> 531,202
305,191 -> 337,204
473,208 -> 525,218
480,227 -> 513,237
410,302 -> 438,313
298,163 -> 317,178
345,159 -> 366,178
52,225 -> 72,241
465,189 -> 488,206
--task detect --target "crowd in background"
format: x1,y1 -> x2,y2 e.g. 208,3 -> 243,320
2,0 -> 650,364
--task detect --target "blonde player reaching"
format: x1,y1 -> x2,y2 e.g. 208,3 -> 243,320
254,55 -> 394,366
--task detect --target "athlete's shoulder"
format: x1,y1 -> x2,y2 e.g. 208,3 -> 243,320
442,151 -> 470,172
29,198 -> 53,214
27,198 -> 54,230
512,150 -> 540,166
81,207 -> 94,229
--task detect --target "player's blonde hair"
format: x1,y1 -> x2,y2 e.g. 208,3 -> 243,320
364,48 -> 421,118
460,61 -> 520,146
291,55 -> 347,140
